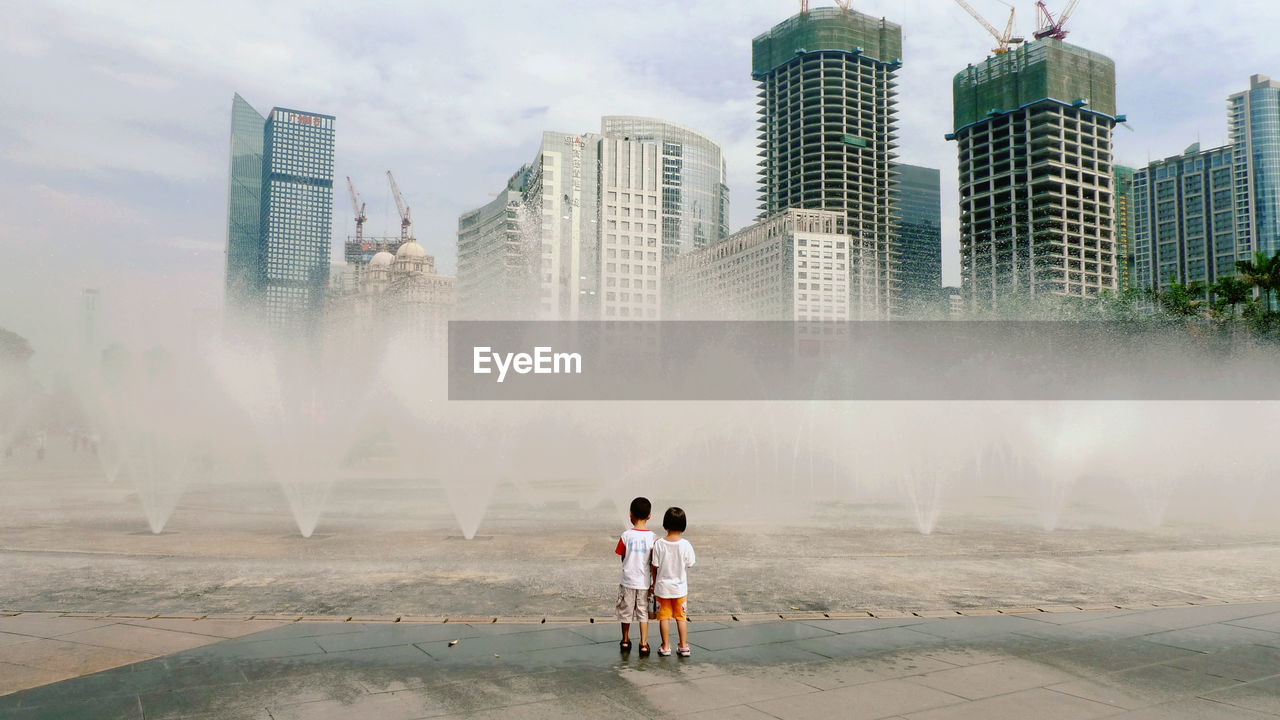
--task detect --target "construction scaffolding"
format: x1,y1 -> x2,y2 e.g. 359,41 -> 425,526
953,39 -> 1117,132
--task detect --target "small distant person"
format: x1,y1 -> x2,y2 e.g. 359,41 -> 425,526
615,496 -> 656,656
651,506 -> 696,657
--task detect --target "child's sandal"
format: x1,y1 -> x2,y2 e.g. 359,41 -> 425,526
638,644 -> 650,657
677,645 -> 691,657
619,640 -> 631,652
658,645 -> 672,656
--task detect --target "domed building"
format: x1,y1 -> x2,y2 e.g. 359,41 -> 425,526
328,239 -> 455,346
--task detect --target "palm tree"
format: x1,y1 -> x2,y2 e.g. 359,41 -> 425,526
1211,275 -> 1252,317
1157,276 -> 1206,318
1235,249 -> 1280,313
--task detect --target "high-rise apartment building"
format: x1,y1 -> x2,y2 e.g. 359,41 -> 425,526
752,7 -> 902,319
1132,144 -> 1241,291
949,39 -> 1119,309
1229,74 -> 1280,260
600,117 -> 729,260
665,209 -> 850,321
223,95 -> 335,334
896,164 -> 942,312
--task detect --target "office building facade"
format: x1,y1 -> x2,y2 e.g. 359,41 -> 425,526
600,116 -> 729,260
223,95 -> 335,334
599,136 -> 663,319
896,164 -> 942,312
752,7 -> 902,319
456,168 -> 532,320
665,209 -> 850,321
949,39 -> 1119,309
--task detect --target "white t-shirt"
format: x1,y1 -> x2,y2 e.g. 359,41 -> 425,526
615,528 -> 656,590
650,537 -> 696,599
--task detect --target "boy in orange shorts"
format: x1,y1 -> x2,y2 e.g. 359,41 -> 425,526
650,506 -> 696,657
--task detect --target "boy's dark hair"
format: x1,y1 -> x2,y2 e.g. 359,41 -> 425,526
662,506 -> 687,532
629,497 -> 651,520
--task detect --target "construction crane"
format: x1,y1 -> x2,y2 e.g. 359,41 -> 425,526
345,177 -> 366,244
1033,0 -> 1081,41
386,170 -> 411,243
953,0 -> 1024,55
800,0 -> 852,12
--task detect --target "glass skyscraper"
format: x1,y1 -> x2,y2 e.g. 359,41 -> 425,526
895,164 -> 942,312
1230,74 -> 1280,260
600,117 -> 729,260
223,96 -> 335,334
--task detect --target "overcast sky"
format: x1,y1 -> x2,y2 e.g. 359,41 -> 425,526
2,0 -> 1277,356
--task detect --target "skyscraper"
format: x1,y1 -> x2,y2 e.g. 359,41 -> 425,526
223,95 -> 335,335
949,39 -> 1119,309
752,7 -> 902,319
895,164 -> 942,312
1132,145 -> 1241,291
600,117 -> 729,260
1229,74 -> 1280,260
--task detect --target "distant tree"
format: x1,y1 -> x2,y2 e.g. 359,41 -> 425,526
1210,275 -> 1252,318
1156,276 -> 1206,318
1235,249 -> 1280,313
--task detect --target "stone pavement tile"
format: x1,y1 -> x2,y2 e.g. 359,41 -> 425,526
1016,609 -> 1140,625
0,614 -> 117,639
266,687 -> 452,720
0,691 -> 144,720
120,618 -> 285,639
907,658 -> 1076,700
1032,637 -> 1204,674
919,647 -> 1010,667
54,623 -> 224,656
1110,662 -> 1243,700
0,661 -> 77,696
313,623 -> 479,653
425,692 -> 639,720
0,632 -> 36,650
904,615 -> 1038,642
927,633 -> 1071,659
636,673 -> 816,715
616,659 -> 732,688
1009,616 -> 1169,643
1046,677 -> 1164,712
792,626 -> 943,659
182,635 -> 325,661
215,621 -> 374,642
1225,611 -> 1280,634
783,652 -> 959,691
1133,604 -> 1280,631
749,677 -> 962,720
1143,623 -> 1280,654
0,637 -> 153,675
417,628 -> 592,662
679,705 -> 781,720
900,687 -> 1119,720
796,617 -> 928,634
237,643 -> 434,682
1201,674 -> 1280,715
690,621 -> 836,651
697,641 -> 831,666
1168,644 -> 1280,682
1101,697 -> 1278,719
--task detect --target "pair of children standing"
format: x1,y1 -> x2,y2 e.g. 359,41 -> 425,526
615,496 -> 696,657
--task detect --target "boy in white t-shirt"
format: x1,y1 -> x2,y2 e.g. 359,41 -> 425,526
650,506 -> 696,657
615,496 -> 656,655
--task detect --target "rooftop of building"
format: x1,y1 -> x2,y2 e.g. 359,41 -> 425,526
600,116 -> 722,148
752,7 -> 903,75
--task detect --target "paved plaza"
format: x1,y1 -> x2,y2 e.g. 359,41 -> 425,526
2,602 -> 1279,719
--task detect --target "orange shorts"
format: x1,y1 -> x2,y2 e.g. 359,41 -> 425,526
654,596 -> 687,621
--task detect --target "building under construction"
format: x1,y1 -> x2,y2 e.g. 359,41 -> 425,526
752,6 -> 902,319
949,38 -> 1119,308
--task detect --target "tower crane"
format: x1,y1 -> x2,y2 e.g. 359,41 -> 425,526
952,0 -> 1024,55
386,170 -> 411,243
1033,0 -> 1081,41
800,1 -> 852,13
345,177 -> 366,244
